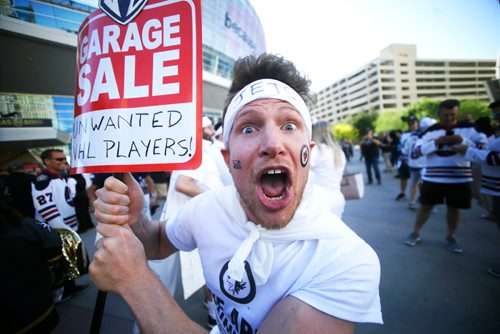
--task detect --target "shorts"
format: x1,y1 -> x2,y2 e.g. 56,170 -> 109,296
398,161 -> 410,179
420,181 -> 472,209
409,168 -> 422,188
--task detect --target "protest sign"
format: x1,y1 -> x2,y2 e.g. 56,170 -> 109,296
71,0 -> 202,174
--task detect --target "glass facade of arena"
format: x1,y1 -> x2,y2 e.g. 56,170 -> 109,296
2,0 -> 266,81
7,0 -> 93,32
0,0 -> 267,155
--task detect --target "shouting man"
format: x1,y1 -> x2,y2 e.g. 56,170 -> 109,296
91,54 -> 382,333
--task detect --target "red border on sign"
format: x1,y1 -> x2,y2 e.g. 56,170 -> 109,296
71,0 -> 202,174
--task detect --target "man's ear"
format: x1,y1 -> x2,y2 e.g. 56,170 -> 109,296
221,148 -> 230,169
309,141 -> 316,151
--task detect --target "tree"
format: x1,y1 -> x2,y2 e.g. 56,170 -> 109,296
404,99 -> 440,119
332,123 -> 358,141
351,110 -> 378,137
403,99 -> 489,122
459,100 -> 490,121
374,110 -> 407,133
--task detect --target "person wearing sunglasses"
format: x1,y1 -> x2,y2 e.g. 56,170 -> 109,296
31,149 -> 88,302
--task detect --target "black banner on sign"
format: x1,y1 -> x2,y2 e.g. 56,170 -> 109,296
0,118 -> 53,127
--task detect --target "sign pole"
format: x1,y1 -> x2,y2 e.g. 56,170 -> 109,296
89,172 -> 121,334
73,0 -> 202,331
90,290 -> 107,334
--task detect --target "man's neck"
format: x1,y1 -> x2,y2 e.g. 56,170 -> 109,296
45,168 -> 62,177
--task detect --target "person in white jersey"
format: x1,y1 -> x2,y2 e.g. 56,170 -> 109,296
309,120 -> 346,218
90,53 -> 383,333
453,99 -> 500,277
403,117 -> 437,210
405,99 -> 488,253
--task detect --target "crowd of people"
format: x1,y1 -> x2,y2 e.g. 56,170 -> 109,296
356,99 -> 500,273
1,150 -> 90,332
1,52 -> 499,332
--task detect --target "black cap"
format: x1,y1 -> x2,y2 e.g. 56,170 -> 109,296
408,116 -> 418,122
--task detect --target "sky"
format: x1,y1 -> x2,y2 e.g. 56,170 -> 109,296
249,0 -> 500,90
76,0 -> 500,91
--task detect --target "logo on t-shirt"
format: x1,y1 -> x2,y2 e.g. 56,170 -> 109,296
219,261 -> 256,304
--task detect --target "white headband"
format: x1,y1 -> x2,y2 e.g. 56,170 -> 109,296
223,78 -> 312,147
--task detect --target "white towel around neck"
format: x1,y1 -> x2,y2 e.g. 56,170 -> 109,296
219,180 -> 346,285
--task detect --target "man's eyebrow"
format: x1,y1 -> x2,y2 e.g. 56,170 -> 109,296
232,107 -> 261,122
234,102 -> 301,123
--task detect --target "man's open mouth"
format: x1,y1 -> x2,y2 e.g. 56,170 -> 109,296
260,168 -> 290,200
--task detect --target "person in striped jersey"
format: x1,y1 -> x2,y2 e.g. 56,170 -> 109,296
31,148 -> 88,301
405,99 -> 488,253
453,99 -> 500,277
32,149 -> 78,231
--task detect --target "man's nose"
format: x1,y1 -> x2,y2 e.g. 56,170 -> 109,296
259,126 -> 285,157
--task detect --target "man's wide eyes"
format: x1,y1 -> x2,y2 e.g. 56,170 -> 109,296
240,123 -> 297,134
242,126 -> 254,134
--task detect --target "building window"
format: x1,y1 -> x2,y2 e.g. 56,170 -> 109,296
416,70 -> 446,75
417,85 -> 446,90
416,61 -> 445,67
449,62 -> 473,67
417,93 -> 445,98
383,103 -> 397,109
203,51 -> 216,73
449,70 -> 475,75
382,95 -> 397,100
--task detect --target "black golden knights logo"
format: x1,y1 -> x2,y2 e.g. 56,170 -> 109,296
99,0 -> 148,25
219,261 -> 256,304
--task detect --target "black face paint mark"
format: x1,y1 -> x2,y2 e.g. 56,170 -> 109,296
232,160 -> 241,169
300,145 -> 309,167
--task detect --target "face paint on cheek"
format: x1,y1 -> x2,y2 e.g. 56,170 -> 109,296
300,145 -> 309,167
232,160 -> 242,169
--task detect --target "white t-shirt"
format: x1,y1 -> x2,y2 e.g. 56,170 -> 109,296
167,186 -> 383,333
310,143 -> 346,218
161,140 -> 224,221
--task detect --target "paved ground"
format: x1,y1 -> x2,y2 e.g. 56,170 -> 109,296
53,151 -> 500,333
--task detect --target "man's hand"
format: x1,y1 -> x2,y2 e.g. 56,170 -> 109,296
452,144 -> 469,154
435,134 -> 463,146
94,173 -> 145,227
90,223 -> 150,294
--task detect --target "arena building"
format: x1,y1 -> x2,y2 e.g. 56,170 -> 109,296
0,0 -> 265,166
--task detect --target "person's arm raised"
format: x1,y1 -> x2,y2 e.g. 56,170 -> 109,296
93,172 -> 175,260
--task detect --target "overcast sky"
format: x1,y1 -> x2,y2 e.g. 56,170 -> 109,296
250,0 -> 500,90
76,0 -> 500,91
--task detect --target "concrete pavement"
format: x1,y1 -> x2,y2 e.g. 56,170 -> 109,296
53,152 -> 500,333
